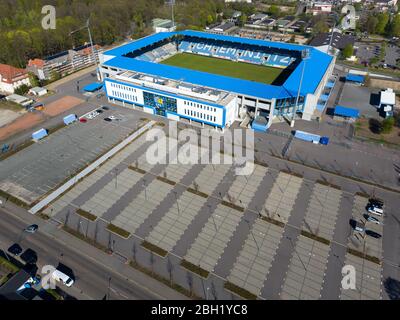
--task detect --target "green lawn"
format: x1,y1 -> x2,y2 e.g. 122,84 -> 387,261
160,53 -> 283,84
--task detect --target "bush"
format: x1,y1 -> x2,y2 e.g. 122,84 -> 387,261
14,84 -> 30,95
382,117 -> 395,134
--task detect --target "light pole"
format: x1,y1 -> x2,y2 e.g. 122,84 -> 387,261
291,48 -> 310,128
287,236 -> 307,271
70,18 -> 100,80
245,219 -> 259,252
173,191 -> 180,214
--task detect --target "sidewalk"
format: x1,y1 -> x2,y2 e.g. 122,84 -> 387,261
1,197 -> 187,300
46,65 -> 97,91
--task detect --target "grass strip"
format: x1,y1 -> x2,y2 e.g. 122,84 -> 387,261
0,189 -> 29,209
129,261 -> 202,299
106,224 -> 131,239
46,289 -> 63,300
224,281 -> 257,300
347,248 -> 381,265
76,208 -> 97,221
300,230 -> 331,246
62,225 -> 111,254
355,192 -> 370,199
316,180 -> 341,190
280,169 -> 303,178
128,165 -> 146,174
37,212 -> 51,220
156,176 -> 176,186
141,241 -> 168,257
187,187 -> 208,199
0,140 -> 35,161
261,215 -> 285,228
220,200 -> 245,212
0,256 -> 19,274
180,259 -> 210,279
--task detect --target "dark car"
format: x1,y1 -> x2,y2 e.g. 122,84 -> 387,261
8,243 -> 23,256
365,230 -> 382,239
369,198 -> 383,208
96,109 -> 104,114
20,248 -> 38,264
104,117 -> 112,122
24,224 -> 38,234
102,106 -> 110,110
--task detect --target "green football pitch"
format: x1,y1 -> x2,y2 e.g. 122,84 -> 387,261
160,53 -> 283,84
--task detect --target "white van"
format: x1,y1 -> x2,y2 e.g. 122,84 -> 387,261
52,270 -> 74,287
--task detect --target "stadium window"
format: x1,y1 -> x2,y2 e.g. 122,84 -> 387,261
214,116 -> 216,122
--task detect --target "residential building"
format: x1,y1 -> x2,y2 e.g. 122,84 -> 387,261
0,64 -> 31,94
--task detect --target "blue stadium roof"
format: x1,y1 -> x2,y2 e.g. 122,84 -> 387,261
103,31 -> 333,100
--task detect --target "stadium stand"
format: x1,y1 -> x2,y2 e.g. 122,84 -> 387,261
178,40 -> 295,68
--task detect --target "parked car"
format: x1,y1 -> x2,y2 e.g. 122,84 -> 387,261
350,219 -> 364,233
8,243 -> 23,256
79,118 -> 87,123
101,106 -> 110,110
367,205 -> 383,216
368,198 -> 383,208
24,224 -> 38,233
20,248 -> 38,264
365,230 -> 382,239
364,214 -> 381,225
104,118 -> 112,122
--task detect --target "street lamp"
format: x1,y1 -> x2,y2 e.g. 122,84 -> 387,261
70,18 -> 100,80
291,49 -> 310,128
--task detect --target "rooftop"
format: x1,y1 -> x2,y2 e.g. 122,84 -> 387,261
102,30 -> 333,100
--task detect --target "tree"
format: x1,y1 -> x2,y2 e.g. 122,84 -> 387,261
314,20 -> 329,34
28,72 -> 39,87
364,16 -> 379,34
14,84 -> 29,95
342,44 -> 354,59
388,14 -> 400,37
376,13 -> 390,35
50,70 -> 61,82
268,5 -> 281,18
238,14 -> 247,27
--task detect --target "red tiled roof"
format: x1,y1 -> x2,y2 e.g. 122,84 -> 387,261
28,58 -> 45,68
0,64 -> 28,84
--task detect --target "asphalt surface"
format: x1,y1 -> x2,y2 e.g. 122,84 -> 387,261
0,207 -> 164,300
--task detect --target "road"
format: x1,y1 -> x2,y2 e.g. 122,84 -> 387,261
0,207 -> 165,300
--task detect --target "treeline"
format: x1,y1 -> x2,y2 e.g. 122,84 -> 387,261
359,12 -> 400,37
0,0 -> 239,68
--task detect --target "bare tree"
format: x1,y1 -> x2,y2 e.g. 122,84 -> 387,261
149,251 -> 155,276
186,272 -> 194,297
132,242 -> 137,265
167,257 -> 174,286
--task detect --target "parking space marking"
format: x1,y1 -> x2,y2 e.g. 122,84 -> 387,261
280,236 -> 330,300
348,195 -> 383,260
184,204 -> 243,272
223,164 -> 267,209
79,168 -> 143,217
191,164 -> 231,196
146,191 -> 208,252
340,253 -> 382,300
303,183 -> 342,241
43,134 -> 149,217
262,172 -> 303,223
111,178 -> 175,235
227,219 -> 284,296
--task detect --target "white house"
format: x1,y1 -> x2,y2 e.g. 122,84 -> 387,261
0,64 -> 31,94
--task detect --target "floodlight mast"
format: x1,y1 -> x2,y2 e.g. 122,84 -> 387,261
70,18 -> 100,80
291,48 -> 310,128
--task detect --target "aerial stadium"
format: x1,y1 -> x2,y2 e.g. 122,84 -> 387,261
99,30 -> 335,131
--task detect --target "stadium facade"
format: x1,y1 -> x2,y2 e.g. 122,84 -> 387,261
99,30 -> 334,131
